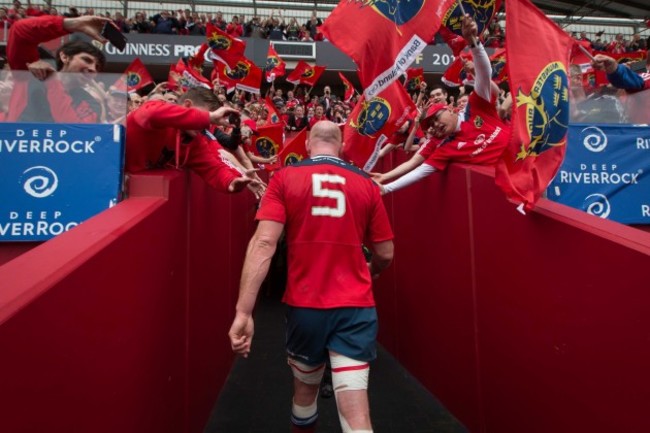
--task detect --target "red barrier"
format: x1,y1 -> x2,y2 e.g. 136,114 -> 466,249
0,170 -> 256,433
374,163 -> 650,433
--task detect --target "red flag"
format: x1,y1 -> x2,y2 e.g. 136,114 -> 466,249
286,60 -> 325,87
267,128 -> 309,171
490,48 -> 508,84
213,57 -> 262,94
322,0 -> 455,99
188,43 -> 209,73
168,59 -> 211,92
265,44 -> 286,83
205,23 -> 247,70
404,67 -> 424,92
495,0 -> 574,210
343,82 -> 415,171
339,72 -> 355,103
441,0 -> 502,43
249,123 -> 284,159
123,57 -> 153,92
263,97 -> 282,125
441,52 -> 474,87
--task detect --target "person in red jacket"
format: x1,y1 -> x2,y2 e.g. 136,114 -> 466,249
126,87 -> 257,194
5,13 -> 109,122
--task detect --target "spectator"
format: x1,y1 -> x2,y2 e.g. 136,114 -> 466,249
606,33 -> 626,54
6,14 -> 108,123
226,15 -> 243,38
113,11 -> 130,32
305,10 -> 322,40
309,104 -> 326,128
213,11 -> 227,30
245,16 -> 266,38
373,15 -> 511,195
126,86 -> 257,194
627,33 -> 646,52
151,10 -> 180,34
131,11 -> 151,33
286,104 -> 309,131
285,17 -> 300,41
266,13 -> 285,41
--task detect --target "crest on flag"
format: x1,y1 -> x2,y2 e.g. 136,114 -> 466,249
442,0 -> 501,37
369,0 -> 425,25
256,136 -> 281,158
126,72 -> 142,88
226,61 -> 250,80
349,98 -> 391,137
514,62 -> 569,160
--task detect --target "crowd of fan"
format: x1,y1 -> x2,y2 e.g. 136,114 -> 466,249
576,30 -> 648,53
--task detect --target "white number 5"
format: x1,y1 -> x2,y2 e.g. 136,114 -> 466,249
311,173 -> 346,217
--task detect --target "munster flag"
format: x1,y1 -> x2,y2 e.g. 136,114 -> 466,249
205,24 -> 247,70
404,67 -> 424,92
322,0 -> 455,99
343,81 -> 415,171
495,0 -> 574,210
286,60 -> 325,87
339,72 -> 355,102
250,123 -> 284,159
490,48 -> 508,84
123,57 -> 153,92
265,44 -> 286,83
267,128 -> 308,171
263,97 -> 282,125
442,0 -> 502,41
168,59 -> 211,92
441,52 -> 474,87
213,57 -> 262,94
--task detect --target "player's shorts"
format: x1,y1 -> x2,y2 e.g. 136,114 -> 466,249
285,306 -> 378,366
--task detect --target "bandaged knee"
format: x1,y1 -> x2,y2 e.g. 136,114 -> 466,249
330,354 -> 369,393
288,358 -> 325,385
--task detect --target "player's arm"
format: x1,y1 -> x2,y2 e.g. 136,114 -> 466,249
369,240 -> 394,279
229,220 -> 284,357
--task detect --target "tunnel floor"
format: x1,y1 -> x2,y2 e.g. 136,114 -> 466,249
204,291 -> 468,433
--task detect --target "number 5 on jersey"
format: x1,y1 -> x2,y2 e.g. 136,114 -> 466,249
311,173 -> 346,217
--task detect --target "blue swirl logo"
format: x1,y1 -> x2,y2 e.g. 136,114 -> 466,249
584,193 -> 611,219
581,126 -> 608,152
21,166 -> 58,198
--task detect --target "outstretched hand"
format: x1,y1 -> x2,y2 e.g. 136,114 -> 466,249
26,60 -> 56,81
62,15 -> 111,43
591,54 -> 618,74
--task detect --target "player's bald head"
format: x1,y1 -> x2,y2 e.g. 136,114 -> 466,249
308,121 -> 342,156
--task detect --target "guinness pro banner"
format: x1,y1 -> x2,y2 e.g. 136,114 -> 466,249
0,123 -> 125,241
547,124 -> 650,224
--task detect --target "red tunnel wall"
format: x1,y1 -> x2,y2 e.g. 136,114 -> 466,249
2,161 -> 649,433
0,170 -> 257,433
373,157 -> 650,433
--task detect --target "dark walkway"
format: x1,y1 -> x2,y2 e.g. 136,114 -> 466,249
205,294 -> 468,433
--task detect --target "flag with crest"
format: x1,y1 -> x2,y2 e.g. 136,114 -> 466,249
343,81 -> 415,171
263,97 -> 282,125
213,57 -> 262,94
286,60 -> 326,87
249,123 -> 284,160
168,59 -> 211,92
440,0 -> 502,55
322,0 -> 455,100
266,128 -> 309,171
123,57 -> 153,92
265,44 -> 286,83
495,0 -> 574,211
404,67 -> 424,92
204,24 -> 247,70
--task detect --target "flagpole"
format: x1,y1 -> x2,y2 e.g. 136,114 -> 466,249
457,0 -> 478,47
578,44 -> 597,62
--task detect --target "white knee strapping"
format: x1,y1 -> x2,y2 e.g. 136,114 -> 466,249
339,416 -> 373,433
287,358 -> 325,385
330,354 -> 369,392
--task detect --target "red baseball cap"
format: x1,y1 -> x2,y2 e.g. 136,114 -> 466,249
421,103 -> 448,128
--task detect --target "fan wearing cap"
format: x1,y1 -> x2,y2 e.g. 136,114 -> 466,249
373,14 -> 511,195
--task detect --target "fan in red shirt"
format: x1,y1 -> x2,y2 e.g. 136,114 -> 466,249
373,15 -> 511,194
228,121 -> 394,433
126,87 -> 258,194
5,14 -> 110,123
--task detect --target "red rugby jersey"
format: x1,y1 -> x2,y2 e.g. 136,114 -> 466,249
257,155 -> 393,308
425,92 -> 511,170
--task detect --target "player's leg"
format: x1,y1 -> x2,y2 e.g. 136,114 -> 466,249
327,307 -> 378,433
286,307 -> 330,432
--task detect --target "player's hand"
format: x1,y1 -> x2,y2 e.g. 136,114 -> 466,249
63,15 -> 111,43
26,60 -> 56,81
229,313 -> 254,358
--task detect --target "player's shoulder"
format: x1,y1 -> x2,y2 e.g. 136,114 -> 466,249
287,156 -> 371,179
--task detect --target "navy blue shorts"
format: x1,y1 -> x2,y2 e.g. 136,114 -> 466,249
285,306 -> 378,366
